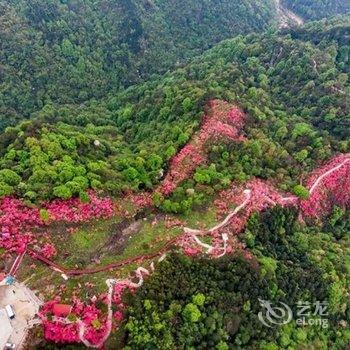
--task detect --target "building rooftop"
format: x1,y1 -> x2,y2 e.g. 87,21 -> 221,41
52,304 -> 72,317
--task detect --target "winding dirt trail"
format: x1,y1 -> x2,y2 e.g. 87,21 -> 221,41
309,158 -> 350,195
78,279 -> 115,348
27,153 -> 350,349
27,154 -> 350,277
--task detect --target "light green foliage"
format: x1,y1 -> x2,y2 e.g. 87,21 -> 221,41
53,185 -> 72,199
258,256 -> 278,277
216,341 -> 229,350
293,184 -> 309,199
0,182 -> 13,197
39,209 -> 50,222
192,293 -> 206,306
182,303 -> 201,323
292,123 -> 314,140
0,169 -> 21,186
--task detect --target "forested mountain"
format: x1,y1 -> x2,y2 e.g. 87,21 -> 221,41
0,0 -> 276,129
0,16 -> 349,205
283,0 -> 350,20
1,2 -> 350,350
1,0 -> 349,132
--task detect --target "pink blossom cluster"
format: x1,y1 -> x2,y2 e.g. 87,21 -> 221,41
126,192 -> 154,209
199,119 -> 245,144
183,246 -> 202,256
45,191 -> 114,223
40,243 -> 57,259
0,192 -> 114,255
301,155 -> 350,217
164,216 -> 185,229
112,283 -> 129,307
158,144 -> 204,196
42,319 -> 80,343
157,100 -> 246,196
0,197 -> 42,253
40,297 -> 108,346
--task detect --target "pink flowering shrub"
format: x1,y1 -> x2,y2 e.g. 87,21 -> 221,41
301,155 -> 350,218
126,192 -> 154,209
40,243 -> 57,259
158,144 -> 204,196
157,100 -> 246,196
164,216 -> 185,229
39,299 -> 80,343
0,197 -> 42,253
45,191 -> 114,223
0,191 -> 114,255
40,297 -> 109,346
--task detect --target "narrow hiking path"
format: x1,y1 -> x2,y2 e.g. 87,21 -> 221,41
28,154 -> 350,277
275,0 -> 304,28
28,153 -> 350,349
78,279 -> 115,348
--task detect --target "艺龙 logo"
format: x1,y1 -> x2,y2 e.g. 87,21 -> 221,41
258,299 -> 329,328
258,299 -> 293,327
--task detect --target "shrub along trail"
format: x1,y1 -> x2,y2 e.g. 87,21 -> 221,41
26,152 -> 350,276
27,151 -> 350,348
1,101 -> 349,348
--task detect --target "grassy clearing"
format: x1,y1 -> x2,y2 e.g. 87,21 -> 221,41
19,204 -> 221,302
180,206 -> 218,229
48,216 -> 122,268
99,217 -> 182,265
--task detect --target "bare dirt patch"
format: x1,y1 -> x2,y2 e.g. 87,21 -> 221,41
0,282 -> 42,349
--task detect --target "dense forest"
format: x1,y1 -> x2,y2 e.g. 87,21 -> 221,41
0,16 -> 349,207
1,0 -> 350,131
119,206 -> 350,349
0,0 -> 276,128
283,0 -> 350,20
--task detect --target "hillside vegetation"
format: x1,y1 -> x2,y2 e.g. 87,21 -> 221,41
2,0 -> 350,131
283,0 -> 350,20
0,0 -> 276,129
0,17 -> 349,207
1,3 -> 350,350
122,207 -> 350,349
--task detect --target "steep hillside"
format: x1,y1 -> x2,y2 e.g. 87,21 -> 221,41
2,103 -> 350,349
0,0 -> 277,130
2,0 -> 349,132
1,13 -> 350,350
0,17 -> 349,204
283,0 -> 350,20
